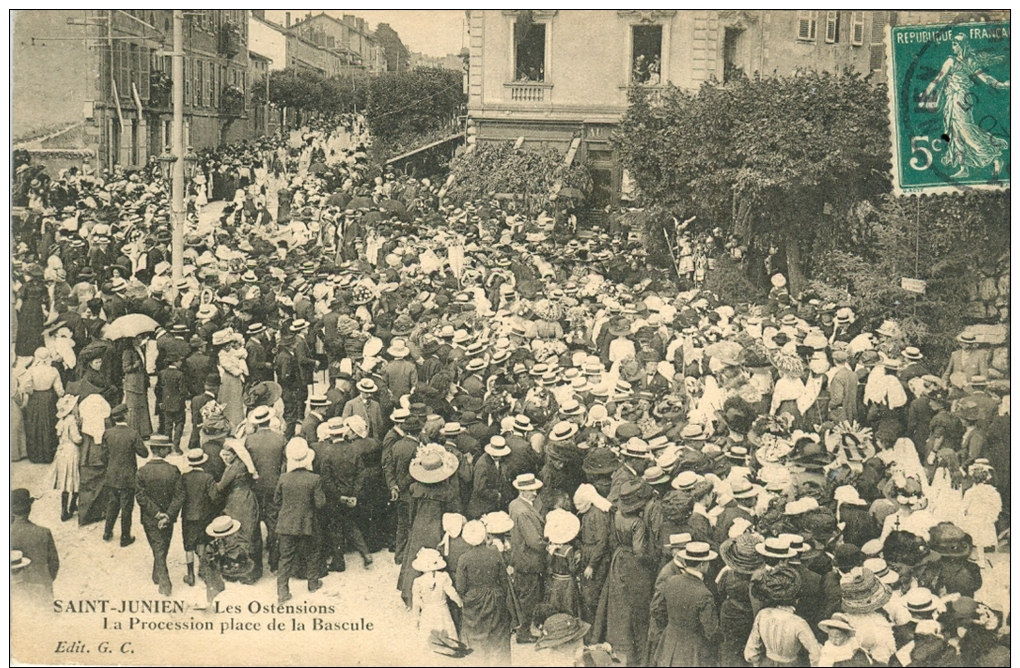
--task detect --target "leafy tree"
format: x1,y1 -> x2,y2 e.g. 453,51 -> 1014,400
363,67 -> 465,145
615,70 -> 891,293
446,141 -> 592,206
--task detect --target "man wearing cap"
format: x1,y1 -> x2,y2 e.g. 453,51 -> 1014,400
136,436 -> 186,597
102,404 -> 147,546
245,406 -> 287,574
276,439 -> 327,604
650,541 -> 720,667
11,489 -> 60,606
179,449 -> 218,587
319,418 -> 373,571
508,473 -> 547,644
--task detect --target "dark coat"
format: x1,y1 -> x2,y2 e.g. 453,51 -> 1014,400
245,428 -> 286,499
180,468 -> 218,522
320,440 -> 368,500
508,496 -> 546,574
102,423 -> 147,489
183,352 -> 213,397
157,365 -> 187,413
274,469 -> 326,536
11,516 -> 60,600
467,454 -> 515,518
135,458 -> 185,523
651,571 -> 719,667
382,434 -> 419,499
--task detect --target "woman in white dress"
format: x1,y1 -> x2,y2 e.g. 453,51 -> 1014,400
962,460 -> 1002,567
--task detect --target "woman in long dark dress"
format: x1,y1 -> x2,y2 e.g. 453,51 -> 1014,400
77,393 -> 111,525
595,479 -> 655,666
215,439 -> 262,584
24,347 -> 64,464
16,269 -> 48,365
454,520 -> 512,666
398,445 -> 462,607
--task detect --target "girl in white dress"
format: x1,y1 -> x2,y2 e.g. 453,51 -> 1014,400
410,548 -> 463,645
962,460 -> 1002,568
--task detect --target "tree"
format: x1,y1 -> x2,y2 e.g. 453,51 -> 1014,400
615,70 -> 891,294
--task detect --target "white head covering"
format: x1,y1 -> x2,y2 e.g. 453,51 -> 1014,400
79,393 -> 111,443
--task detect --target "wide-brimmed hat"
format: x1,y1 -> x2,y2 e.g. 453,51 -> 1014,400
462,520 -> 487,546
387,340 -> 411,358
440,422 -> 465,437
902,587 -> 939,620
956,331 -> 978,344
663,532 -> 693,550
618,478 -> 651,513
863,558 -> 900,586
818,613 -> 856,635
620,438 -> 652,459
755,536 -> 798,560
544,509 -> 581,544
286,438 -> 315,469
730,477 -> 759,499
485,436 -> 511,458
928,522 -> 973,557
185,448 -> 209,466
480,510 -> 514,534
558,399 -> 585,417
11,489 -> 34,515
680,423 -> 708,441
535,614 -> 591,650
147,434 -> 174,452
721,534 -> 765,574
671,470 -> 702,492
840,567 -> 891,614
206,515 -> 241,538
902,346 -> 923,361
582,448 -> 619,476
411,547 -> 447,572
608,318 -> 632,337
512,415 -> 534,432
678,541 -> 718,562
752,566 -> 802,605
512,472 -> 543,491
833,485 -> 867,506
464,357 -> 488,373
56,394 -> 79,419
548,421 -> 579,442
410,446 -> 460,484
10,550 -> 32,570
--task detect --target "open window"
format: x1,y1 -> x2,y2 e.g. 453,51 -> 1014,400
723,27 -> 745,82
514,19 -> 546,82
631,25 -> 662,85
825,11 -> 840,44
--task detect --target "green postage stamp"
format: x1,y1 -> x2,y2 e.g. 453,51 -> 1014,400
887,21 -> 1010,195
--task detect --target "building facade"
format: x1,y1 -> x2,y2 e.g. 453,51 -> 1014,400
13,10 -> 252,173
464,10 -> 920,206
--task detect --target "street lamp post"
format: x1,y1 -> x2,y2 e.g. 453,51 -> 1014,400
170,9 -> 185,302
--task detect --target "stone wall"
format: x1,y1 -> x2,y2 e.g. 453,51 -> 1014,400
964,251 -> 1009,375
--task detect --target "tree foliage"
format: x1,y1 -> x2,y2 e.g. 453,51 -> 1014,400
446,141 -> 593,205
615,71 -> 891,292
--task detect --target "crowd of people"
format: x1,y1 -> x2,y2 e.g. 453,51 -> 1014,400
10,118 -> 1011,667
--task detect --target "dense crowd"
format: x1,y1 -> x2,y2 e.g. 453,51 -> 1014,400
10,119 -> 1011,667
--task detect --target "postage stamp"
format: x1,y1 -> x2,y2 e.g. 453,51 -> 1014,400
887,21 -> 1010,195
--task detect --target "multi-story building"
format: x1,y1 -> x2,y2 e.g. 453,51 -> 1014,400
13,10 -> 252,172
283,12 -> 386,74
374,23 -> 409,72
465,10 -> 966,205
410,52 -> 465,71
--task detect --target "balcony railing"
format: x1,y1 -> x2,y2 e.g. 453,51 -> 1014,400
505,82 -> 552,103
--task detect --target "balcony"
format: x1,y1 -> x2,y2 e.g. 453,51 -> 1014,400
504,82 -> 552,103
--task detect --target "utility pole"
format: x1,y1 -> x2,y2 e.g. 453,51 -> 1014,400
170,10 -> 185,301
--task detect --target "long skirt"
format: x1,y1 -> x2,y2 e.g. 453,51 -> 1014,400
546,573 -> 580,617
398,497 -> 447,606
218,373 -> 246,428
24,389 -> 58,464
43,441 -> 80,493
594,547 -> 654,661
460,587 -> 512,666
11,397 -> 27,461
78,434 -> 108,525
125,389 -> 152,439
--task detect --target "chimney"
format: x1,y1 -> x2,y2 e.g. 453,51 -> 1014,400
285,12 -> 291,28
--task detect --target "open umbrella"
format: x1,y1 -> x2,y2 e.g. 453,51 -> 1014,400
347,196 -> 374,211
103,313 -> 159,340
307,162 -> 327,174
558,187 -> 585,200
378,199 -> 407,216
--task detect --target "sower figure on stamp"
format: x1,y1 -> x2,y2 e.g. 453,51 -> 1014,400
276,438 -> 327,605
135,435 -> 186,597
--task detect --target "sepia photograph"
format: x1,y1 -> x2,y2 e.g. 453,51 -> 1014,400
9,8 -> 1011,666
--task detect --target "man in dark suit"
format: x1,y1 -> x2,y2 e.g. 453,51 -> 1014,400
276,439 -> 327,605
10,489 -> 60,606
157,358 -> 187,452
276,334 -> 304,435
298,395 -> 332,442
245,323 -> 274,385
179,449 -> 218,587
189,374 -> 220,450
508,473 -> 547,644
102,403 -> 147,547
649,542 -> 720,667
382,416 -> 423,565
468,437 -> 515,518
135,435 -> 186,596
320,419 -> 373,571
245,406 -> 286,573
183,337 -> 213,400
713,479 -> 757,545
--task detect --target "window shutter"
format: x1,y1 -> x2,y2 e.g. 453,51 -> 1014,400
871,11 -> 888,43
851,12 -> 865,46
797,11 -> 817,41
869,44 -> 885,71
825,11 -> 839,43
139,47 -> 150,100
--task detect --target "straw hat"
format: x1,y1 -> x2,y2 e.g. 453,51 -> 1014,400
387,340 -> 411,359
185,448 -> 209,467
411,547 -> 447,572
678,541 -> 718,562
535,614 -> 591,650
409,446 -> 460,484
512,415 -> 535,433
462,520 -> 487,546
840,567 -> 891,614
10,550 -> 31,570
481,511 -> 514,535
663,533 -> 693,550
818,613 -> 856,635
902,587 -> 939,621
863,558 -> 900,586
205,515 -> 241,538
544,509 -> 581,544
56,394 -> 79,419
548,421 -> 579,442
642,466 -> 671,486
484,436 -> 511,458
721,534 -> 765,574
356,378 -> 378,394
512,473 -> 543,491
755,536 -> 798,559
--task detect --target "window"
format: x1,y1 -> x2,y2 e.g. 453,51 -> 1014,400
631,25 -> 663,85
871,11 -> 887,43
851,11 -> 865,46
196,60 -> 204,107
825,11 -> 840,44
514,18 -> 546,81
797,11 -> 818,42
723,27 -> 744,82
184,58 -> 191,105
137,47 -> 150,100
